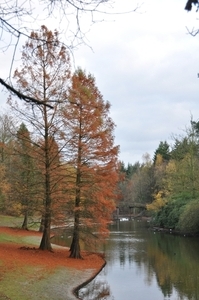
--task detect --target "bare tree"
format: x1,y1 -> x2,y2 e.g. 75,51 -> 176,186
0,0 -> 114,63
0,0 -> 111,107
0,0 -> 137,106
185,1 -> 199,36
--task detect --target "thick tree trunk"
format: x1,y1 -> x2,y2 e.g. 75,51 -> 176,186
70,237 -> 81,259
70,204 -> 82,259
39,208 -> 52,251
70,212 -> 82,259
70,107 -> 83,259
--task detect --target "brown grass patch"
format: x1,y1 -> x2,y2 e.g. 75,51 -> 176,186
0,226 -> 104,271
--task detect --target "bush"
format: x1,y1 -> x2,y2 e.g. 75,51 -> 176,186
153,198 -> 187,229
177,199 -> 199,233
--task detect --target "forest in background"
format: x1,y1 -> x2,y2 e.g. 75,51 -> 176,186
119,118 -> 199,234
2,106 -> 199,240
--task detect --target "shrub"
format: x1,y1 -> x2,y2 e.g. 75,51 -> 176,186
153,198 -> 187,229
177,199 -> 199,233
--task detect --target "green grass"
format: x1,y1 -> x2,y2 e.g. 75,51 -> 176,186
0,265 -> 90,300
0,215 -> 24,227
0,214 -> 41,230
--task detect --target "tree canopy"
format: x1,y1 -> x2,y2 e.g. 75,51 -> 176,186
9,25 -> 71,251
4,26 -> 119,256
62,68 -> 119,258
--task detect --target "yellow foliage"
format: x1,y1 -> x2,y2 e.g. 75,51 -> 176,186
0,164 -> 10,194
155,154 -> 163,166
166,160 -> 176,174
146,191 -> 167,211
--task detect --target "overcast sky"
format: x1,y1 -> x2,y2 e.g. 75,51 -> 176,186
1,0 -> 199,165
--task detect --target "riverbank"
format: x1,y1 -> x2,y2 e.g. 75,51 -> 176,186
152,226 -> 199,237
0,226 -> 105,300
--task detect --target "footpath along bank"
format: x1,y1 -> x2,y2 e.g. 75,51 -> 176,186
0,223 -> 105,300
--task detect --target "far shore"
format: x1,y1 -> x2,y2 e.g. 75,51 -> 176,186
152,226 -> 199,237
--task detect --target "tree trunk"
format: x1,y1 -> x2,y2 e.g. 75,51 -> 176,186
39,98 -> 52,251
70,218 -> 82,259
22,210 -> 28,230
39,207 -> 52,251
70,211 -> 82,259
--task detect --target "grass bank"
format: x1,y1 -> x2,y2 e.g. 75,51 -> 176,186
0,215 -> 105,300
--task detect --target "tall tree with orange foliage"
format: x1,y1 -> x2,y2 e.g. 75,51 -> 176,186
9,25 -> 71,250
61,68 -> 119,258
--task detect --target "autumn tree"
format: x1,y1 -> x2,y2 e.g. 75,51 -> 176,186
117,155 -> 158,216
0,163 -> 10,213
151,120 -> 199,230
9,25 -> 71,250
167,135 -> 199,199
117,161 -> 141,214
9,123 -> 37,229
61,68 -> 119,258
35,136 -> 67,232
131,154 -> 155,205
145,142 -> 171,212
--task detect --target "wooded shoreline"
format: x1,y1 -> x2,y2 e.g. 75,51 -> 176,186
151,226 -> 199,237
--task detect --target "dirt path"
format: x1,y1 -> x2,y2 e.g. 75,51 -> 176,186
0,227 -> 105,300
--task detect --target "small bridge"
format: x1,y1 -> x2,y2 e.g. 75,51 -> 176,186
113,203 -> 147,221
129,203 -> 147,209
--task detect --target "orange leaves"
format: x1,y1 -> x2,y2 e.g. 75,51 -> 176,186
13,25 -> 71,108
0,164 -> 10,195
62,68 -> 119,251
8,27 -> 119,253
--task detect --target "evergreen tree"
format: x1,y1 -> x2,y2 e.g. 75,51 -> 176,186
153,141 -> 170,164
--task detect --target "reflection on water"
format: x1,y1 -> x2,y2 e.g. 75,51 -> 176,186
79,279 -> 112,300
77,220 -> 199,300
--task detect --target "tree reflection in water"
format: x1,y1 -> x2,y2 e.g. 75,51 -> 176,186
78,278 -> 113,300
53,221 -> 199,299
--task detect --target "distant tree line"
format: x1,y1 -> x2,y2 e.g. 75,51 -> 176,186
118,120 -> 199,233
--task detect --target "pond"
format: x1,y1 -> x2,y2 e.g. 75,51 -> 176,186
52,220 -> 199,300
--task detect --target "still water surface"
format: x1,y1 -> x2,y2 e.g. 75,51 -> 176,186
52,220 -> 199,300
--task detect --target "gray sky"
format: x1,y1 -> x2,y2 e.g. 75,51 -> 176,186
73,0 -> 199,165
1,0 -> 199,165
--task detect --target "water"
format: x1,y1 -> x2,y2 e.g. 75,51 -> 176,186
52,220 -> 199,300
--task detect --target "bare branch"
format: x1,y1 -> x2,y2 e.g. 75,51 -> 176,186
0,78 -> 53,108
0,0 -> 138,106
185,0 -> 199,11
185,26 -> 199,36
